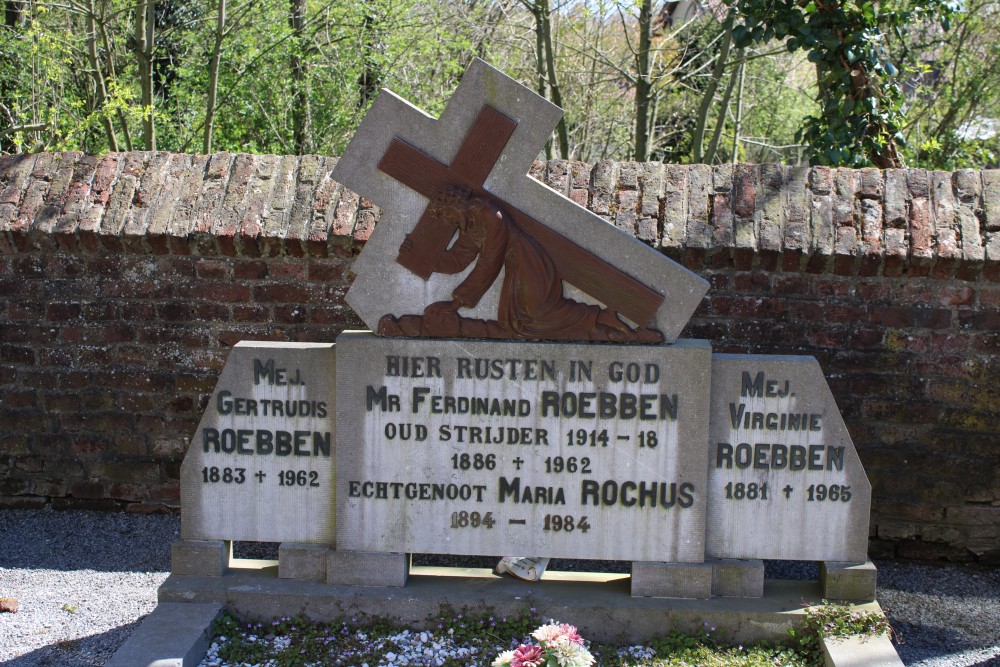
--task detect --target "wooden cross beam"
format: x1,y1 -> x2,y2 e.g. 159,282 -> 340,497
377,105 -> 665,329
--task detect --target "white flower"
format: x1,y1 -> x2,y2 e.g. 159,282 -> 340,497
532,623 -> 565,646
549,641 -> 595,667
492,649 -> 516,666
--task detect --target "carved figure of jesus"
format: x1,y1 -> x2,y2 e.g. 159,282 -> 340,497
404,186 -> 661,343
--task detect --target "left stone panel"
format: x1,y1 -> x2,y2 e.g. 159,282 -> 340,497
181,342 -> 337,544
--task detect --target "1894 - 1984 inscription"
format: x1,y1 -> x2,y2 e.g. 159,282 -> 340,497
335,332 -> 711,563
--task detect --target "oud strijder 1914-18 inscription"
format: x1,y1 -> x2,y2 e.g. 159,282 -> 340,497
335,333 -> 712,563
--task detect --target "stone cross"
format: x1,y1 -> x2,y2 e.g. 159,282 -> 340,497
333,59 -> 708,343
378,105 -> 663,329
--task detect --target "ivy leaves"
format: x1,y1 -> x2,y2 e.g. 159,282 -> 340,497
727,0 -> 958,167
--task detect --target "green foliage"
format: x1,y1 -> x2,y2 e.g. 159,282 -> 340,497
205,607 -> 870,667
0,0 -> 487,156
429,604 -> 541,645
1,0 -> 993,168
787,602 -> 891,659
727,0 -> 960,167
909,133 -> 999,170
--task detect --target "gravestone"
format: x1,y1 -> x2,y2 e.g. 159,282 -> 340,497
336,333 -> 711,562
179,342 -> 337,544
173,58 -> 873,606
706,355 -> 871,563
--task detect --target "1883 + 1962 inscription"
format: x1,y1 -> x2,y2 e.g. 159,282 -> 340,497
335,332 -> 711,562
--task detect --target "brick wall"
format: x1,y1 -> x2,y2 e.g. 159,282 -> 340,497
1,151 -> 997,562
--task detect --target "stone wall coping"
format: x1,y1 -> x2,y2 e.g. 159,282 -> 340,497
2,152 -> 998,277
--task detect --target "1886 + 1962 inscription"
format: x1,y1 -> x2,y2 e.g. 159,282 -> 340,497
335,332 -> 711,562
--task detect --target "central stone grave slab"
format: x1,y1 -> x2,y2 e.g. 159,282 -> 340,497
336,332 -> 711,562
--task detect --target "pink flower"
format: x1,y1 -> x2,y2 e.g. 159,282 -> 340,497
532,622 -> 584,647
557,623 -> 583,645
511,643 -> 544,667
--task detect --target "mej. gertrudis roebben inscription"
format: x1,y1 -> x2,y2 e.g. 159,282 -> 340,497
178,58 -> 873,597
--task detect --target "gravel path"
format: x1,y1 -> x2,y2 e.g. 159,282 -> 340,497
1,508 -> 998,666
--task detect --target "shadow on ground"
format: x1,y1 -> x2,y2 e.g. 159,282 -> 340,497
0,621 -> 140,667
0,509 -> 177,573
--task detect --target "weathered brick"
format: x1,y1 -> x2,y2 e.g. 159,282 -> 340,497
757,164 -> 785,252
544,159 -> 570,195
638,162 -> 664,217
784,167 -> 809,252
124,152 -> 172,237
660,165 -> 686,248
590,160 -> 618,215
53,154 -> 99,235
858,168 -> 883,198
983,170 -> 1000,232
688,165 -> 717,248
711,193 -> 733,246
859,199 -> 883,255
0,154 -> 38,223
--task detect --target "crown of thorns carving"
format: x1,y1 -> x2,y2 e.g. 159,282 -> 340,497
428,185 -> 475,217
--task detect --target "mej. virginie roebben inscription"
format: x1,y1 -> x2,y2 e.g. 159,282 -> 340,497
706,356 -> 870,562
336,333 -> 711,562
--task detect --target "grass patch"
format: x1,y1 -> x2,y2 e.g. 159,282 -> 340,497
202,603 -> 888,667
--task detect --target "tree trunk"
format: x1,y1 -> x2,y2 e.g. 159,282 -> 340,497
86,0 -> 118,151
633,0 -> 653,161
357,13 -> 381,109
5,0 -> 24,26
705,47 -> 742,163
538,0 -> 568,159
691,16 -> 733,163
731,58 -> 746,163
134,0 -> 155,150
203,0 -> 225,154
289,0 -> 310,154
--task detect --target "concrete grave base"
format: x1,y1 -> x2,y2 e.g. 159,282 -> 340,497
821,560 -> 877,602
630,561 -> 713,599
158,563 -> 886,645
279,543 -> 329,581
171,540 -> 231,577
710,559 -> 765,598
328,550 -> 409,587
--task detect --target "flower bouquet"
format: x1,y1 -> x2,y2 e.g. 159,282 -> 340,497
493,622 -> 595,667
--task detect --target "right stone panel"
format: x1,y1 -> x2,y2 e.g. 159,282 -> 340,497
706,354 -> 871,562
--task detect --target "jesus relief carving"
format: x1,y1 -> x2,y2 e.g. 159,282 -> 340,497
378,186 -> 663,344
